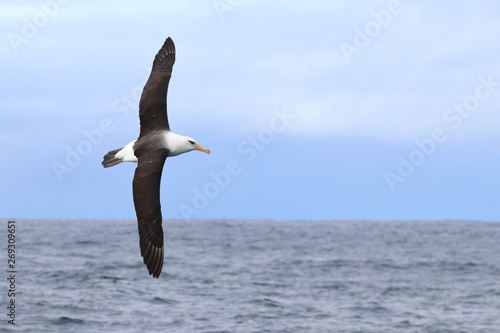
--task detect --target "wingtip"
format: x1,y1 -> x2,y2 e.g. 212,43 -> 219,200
161,37 -> 176,54
151,37 -> 176,71
142,242 -> 164,278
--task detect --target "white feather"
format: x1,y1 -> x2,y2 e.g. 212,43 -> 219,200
115,140 -> 138,162
164,132 -> 196,156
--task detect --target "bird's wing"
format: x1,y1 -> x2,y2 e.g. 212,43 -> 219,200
138,37 -> 176,136
132,147 -> 169,278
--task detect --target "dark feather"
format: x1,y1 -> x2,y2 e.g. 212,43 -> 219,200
131,37 -> 177,277
102,147 -> 123,168
132,142 -> 169,278
138,37 -> 176,135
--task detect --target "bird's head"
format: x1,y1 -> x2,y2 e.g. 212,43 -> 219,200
168,134 -> 210,157
185,136 -> 211,154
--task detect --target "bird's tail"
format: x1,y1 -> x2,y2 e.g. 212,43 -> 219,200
102,148 -> 124,168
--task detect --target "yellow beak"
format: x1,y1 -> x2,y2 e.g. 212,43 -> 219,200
195,144 -> 211,154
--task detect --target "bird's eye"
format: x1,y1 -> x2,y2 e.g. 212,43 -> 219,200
188,140 -> 195,145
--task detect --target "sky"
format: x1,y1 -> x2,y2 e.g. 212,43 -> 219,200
1,0 -> 500,221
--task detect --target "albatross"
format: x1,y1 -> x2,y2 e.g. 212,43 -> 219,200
102,37 -> 210,278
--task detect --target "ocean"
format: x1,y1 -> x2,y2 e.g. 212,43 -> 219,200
3,219 -> 500,333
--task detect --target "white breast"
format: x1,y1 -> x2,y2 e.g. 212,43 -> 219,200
164,132 -> 193,157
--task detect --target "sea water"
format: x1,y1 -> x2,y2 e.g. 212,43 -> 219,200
3,219 -> 500,332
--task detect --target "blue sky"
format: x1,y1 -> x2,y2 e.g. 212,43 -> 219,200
1,0 -> 499,221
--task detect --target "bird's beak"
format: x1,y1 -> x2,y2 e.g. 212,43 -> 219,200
195,144 -> 211,154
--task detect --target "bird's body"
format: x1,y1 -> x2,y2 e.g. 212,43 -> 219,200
102,37 -> 210,278
103,132 -> 207,166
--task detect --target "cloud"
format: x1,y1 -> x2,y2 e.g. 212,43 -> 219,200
2,0 -> 500,145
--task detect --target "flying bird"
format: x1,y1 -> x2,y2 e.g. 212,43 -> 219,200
102,37 -> 210,278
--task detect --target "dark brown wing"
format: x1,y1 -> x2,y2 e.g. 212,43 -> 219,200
132,146 -> 168,278
138,37 -> 176,136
